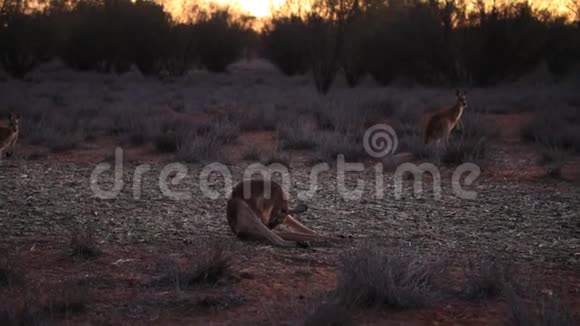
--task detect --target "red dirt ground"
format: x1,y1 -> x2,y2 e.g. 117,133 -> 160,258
3,240 -> 580,325
2,112 -> 579,325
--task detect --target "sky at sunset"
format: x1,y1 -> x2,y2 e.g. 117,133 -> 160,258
159,0 -> 574,21
160,0 -> 288,19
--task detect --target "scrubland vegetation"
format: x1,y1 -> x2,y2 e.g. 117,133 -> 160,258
1,0 -> 579,172
2,239 -> 579,325
1,1 -> 580,325
1,0 -> 579,87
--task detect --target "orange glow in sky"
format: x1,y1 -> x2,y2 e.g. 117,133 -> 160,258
159,0 -> 574,22
216,0 -> 286,17
161,0 -> 289,19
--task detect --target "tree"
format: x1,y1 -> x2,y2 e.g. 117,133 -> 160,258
568,0 -> 580,24
309,0 -> 361,94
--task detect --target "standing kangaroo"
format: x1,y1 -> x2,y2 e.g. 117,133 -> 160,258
0,113 -> 21,161
424,90 -> 468,147
226,178 -> 337,248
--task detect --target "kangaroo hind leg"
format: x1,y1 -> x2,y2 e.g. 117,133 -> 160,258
233,200 -> 297,248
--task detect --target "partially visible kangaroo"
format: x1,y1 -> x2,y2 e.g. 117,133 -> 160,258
424,89 -> 468,147
0,113 -> 21,161
226,178 -> 337,248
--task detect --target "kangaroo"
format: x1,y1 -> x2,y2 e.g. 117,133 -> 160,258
424,90 -> 467,147
0,113 -> 21,161
226,178 -> 337,248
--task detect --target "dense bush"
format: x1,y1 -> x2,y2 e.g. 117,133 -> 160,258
0,12 -> 53,78
162,23 -> 198,76
339,15 -> 368,87
459,2 -> 551,85
544,21 -> 580,76
262,5 -> 364,92
521,106 -> 580,154
62,0 -> 173,74
262,0 -> 579,90
308,13 -> 341,94
0,0 -> 255,77
0,0 -> 577,87
362,1 -> 457,85
193,9 -> 253,73
262,15 -> 311,76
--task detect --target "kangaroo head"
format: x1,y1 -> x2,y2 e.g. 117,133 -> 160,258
456,89 -> 467,109
8,112 -> 21,130
267,199 -> 290,229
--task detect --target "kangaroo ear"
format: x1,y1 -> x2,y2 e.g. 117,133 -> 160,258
456,89 -> 461,97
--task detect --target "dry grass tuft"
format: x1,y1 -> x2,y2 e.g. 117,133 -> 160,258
237,107 -> 280,131
522,106 -> 580,154
506,291 -> 578,326
151,294 -> 246,313
521,106 -> 580,178
316,132 -> 368,163
301,301 -> 354,326
42,288 -> 88,319
440,112 -> 498,165
396,111 -> 497,165
68,225 -> 101,259
539,146 -> 570,179
261,150 -> 291,166
460,257 -> 512,301
152,240 -> 234,289
171,120 -> 239,163
241,146 -> 261,161
334,244 -> 447,310
0,260 -> 23,288
441,136 -> 488,165
278,121 -> 319,151
1,286 -> 89,326
176,136 -> 223,163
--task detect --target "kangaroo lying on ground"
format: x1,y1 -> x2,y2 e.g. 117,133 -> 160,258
226,178 -> 338,248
